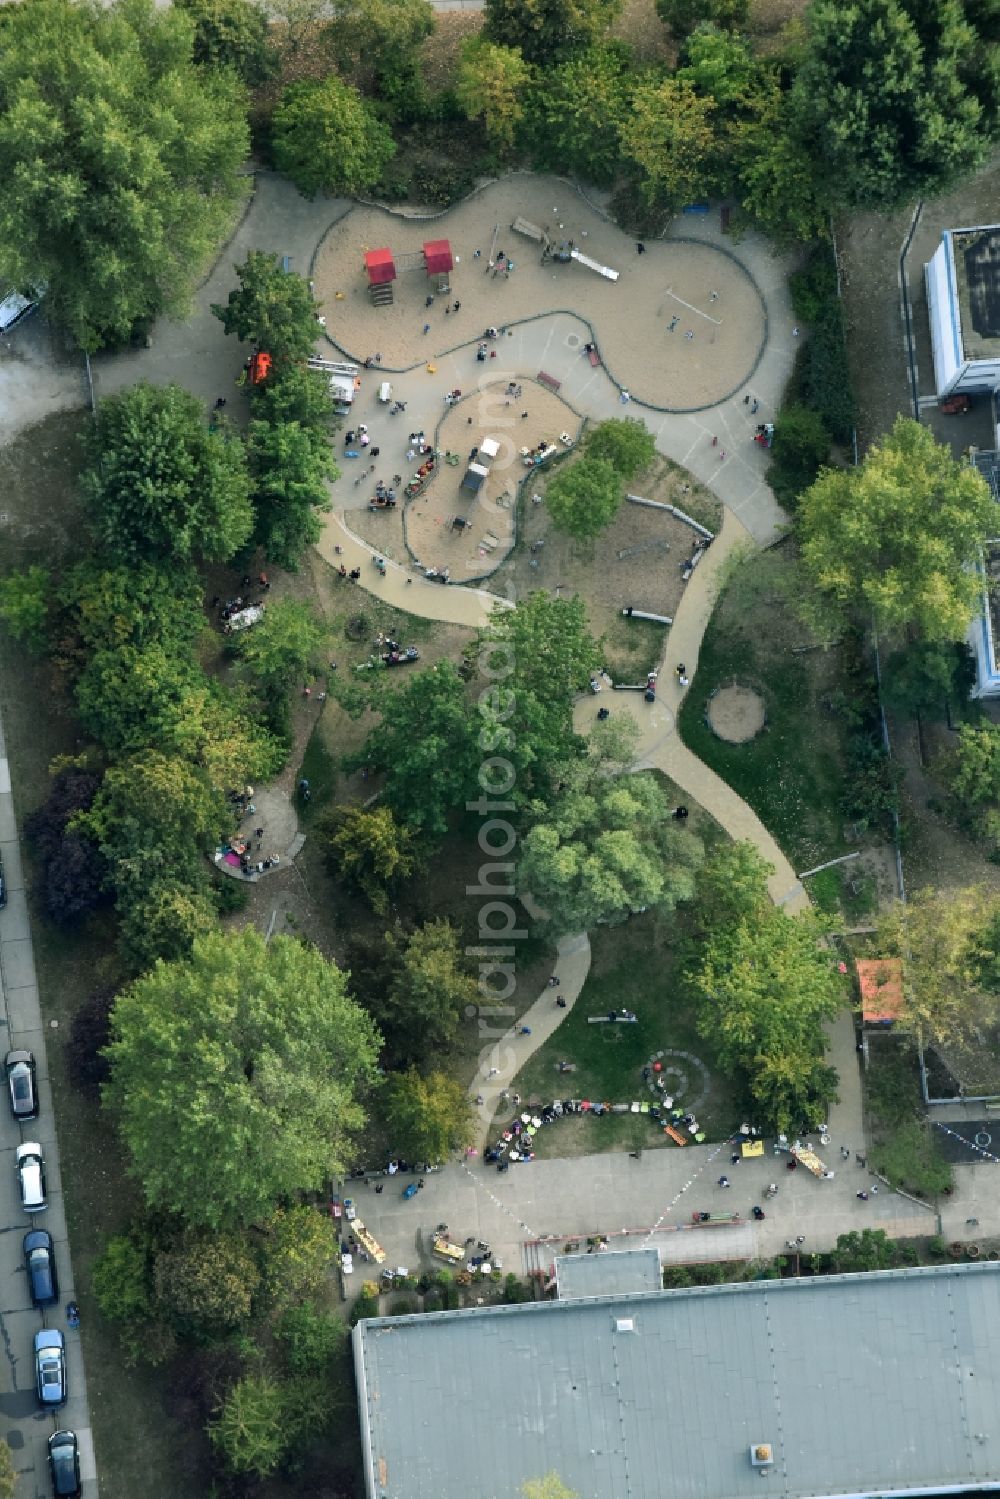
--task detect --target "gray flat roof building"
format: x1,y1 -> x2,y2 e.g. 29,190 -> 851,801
554,1246 -> 662,1300
353,1263 -> 1000,1499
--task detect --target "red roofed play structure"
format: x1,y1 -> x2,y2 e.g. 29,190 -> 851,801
364,240 -> 454,305
855,957 -> 905,1026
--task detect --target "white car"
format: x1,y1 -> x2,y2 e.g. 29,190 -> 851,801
0,289 -> 38,335
341,1251 -> 354,1275
16,1142 -> 47,1212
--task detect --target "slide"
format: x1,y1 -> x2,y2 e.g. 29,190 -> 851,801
570,249 -> 619,282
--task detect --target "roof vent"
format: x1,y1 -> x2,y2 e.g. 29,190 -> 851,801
750,1444 -> 774,1469
615,1318 -> 635,1333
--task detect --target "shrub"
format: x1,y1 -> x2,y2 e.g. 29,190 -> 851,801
67,984 -> 117,1097
350,1292 -> 381,1326
279,1303 -> 344,1373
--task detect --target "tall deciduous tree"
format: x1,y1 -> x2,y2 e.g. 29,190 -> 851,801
212,252 -> 321,365
326,804 -> 419,912
177,0 -> 276,82
81,383 -> 253,566
0,0 -> 249,351
104,927 -> 380,1228
524,45 -> 632,184
797,416 -> 996,641
234,597 -> 327,692
272,77 -> 396,197
545,458 -> 623,540
474,593 -> 598,795
877,885 -> 1000,1049
520,767 -> 703,931
248,418 -> 335,569
793,0 -> 991,209
382,1069 -> 475,1162
656,0 -> 747,38
691,905 -> 843,1131
583,418 -> 656,479
484,0 -> 620,65
326,0 -> 435,95
456,39 -> 532,154
621,77 -> 716,208
381,920 -> 479,1062
349,663 -> 479,838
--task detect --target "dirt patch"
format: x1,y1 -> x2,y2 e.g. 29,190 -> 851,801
706,683 -> 766,744
489,452 -> 722,680
311,176 -> 767,411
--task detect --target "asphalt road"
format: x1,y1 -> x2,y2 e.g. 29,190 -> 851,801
0,728 -> 96,1496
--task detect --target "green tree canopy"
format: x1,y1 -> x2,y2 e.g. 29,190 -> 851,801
256,1205 -> 338,1310
326,0 -> 434,89
382,1068 -> 475,1163
250,362 -> 335,431
520,765 -> 703,931
208,1373 -> 289,1478
690,839 -> 774,931
826,1227 -> 913,1273
545,457 -> 623,540
484,0 -> 620,64
75,750 -> 229,896
621,76 -> 716,207
735,81 -> 831,246
81,383 -> 252,566
349,663 -> 479,838
233,597 -> 327,692
0,1439 -> 16,1499
793,0 -> 992,210
152,1228 -> 261,1333
656,0 -> 747,38
272,77 -> 396,197
212,251 -> 321,364
326,804 -> 419,913
248,417 -> 335,569
118,880 -> 219,974
0,0 -> 249,351
474,593 -> 598,795
583,418 -> 656,479
104,927 -> 381,1228
877,885 -> 1000,1049
177,0 -> 276,82
797,415 -> 997,641
939,722 -> 1000,838
524,44 -> 632,184
0,565 -> 50,651
456,38 -> 532,154
690,903 -> 843,1131
881,638 -> 975,719
380,919 -> 479,1063
765,405 -> 831,511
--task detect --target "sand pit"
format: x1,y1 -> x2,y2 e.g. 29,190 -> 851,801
312,176 -> 766,412
404,380 -> 578,580
706,683 -> 766,743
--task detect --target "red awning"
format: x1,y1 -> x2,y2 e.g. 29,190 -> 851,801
364,248 -> 396,284
423,239 -> 453,275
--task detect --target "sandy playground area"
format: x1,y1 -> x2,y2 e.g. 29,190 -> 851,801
312,177 -> 767,412
707,683 -> 767,743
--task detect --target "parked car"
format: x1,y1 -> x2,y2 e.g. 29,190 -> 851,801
24,1228 -> 58,1306
16,1142 -> 47,1212
34,1327 -> 66,1406
341,1250 -> 354,1275
0,855 -> 6,907
47,1429 -> 81,1497
5,1049 -> 38,1120
0,288 -> 38,335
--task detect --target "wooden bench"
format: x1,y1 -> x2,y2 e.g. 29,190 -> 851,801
538,370 -> 561,392
664,1125 -> 687,1146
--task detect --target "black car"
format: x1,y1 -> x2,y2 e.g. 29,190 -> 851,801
24,1228 -> 58,1306
0,858 -> 6,908
47,1430 -> 81,1498
5,1049 -> 37,1120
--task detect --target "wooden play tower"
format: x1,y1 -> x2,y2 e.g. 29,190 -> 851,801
363,239 -> 454,306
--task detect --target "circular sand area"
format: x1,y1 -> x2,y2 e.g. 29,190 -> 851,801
311,177 -> 767,412
707,684 -> 766,744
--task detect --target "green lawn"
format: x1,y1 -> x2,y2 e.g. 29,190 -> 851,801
679,543 -> 851,872
514,916 -> 738,1155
